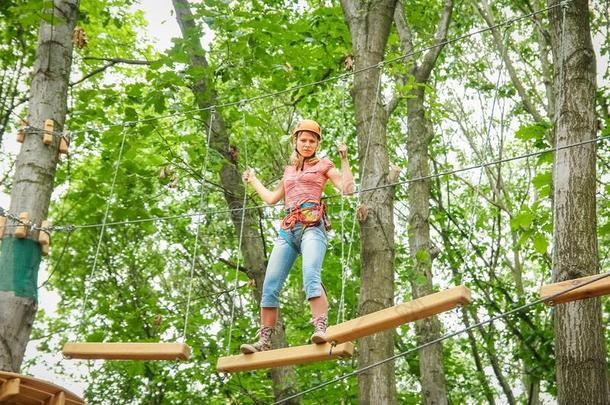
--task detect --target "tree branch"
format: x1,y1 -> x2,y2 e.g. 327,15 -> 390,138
394,0 -> 414,61
218,257 -> 249,274
474,0 -> 545,122
387,0 -> 414,115
70,58 -> 154,87
417,0 -> 453,81
81,57 -> 154,65
339,0 -> 358,29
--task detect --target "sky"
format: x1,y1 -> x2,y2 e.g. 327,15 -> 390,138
1,0 -> 608,399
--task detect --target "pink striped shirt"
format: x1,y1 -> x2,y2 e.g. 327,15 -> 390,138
283,158 -> 335,209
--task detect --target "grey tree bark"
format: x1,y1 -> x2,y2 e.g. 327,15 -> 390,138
0,0 -> 79,372
339,1 -> 398,403
548,0 -> 609,403
392,1 -> 453,403
171,0 -> 299,402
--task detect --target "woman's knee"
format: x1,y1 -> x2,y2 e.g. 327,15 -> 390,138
261,289 -> 281,307
302,270 -> 322,300
261,277 -> 283,307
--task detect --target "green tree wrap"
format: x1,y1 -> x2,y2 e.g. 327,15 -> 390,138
0,237 -> 41,300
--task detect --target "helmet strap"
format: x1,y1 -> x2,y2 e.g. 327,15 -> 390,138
295,147 -> 317,171
294,132 -> 319,170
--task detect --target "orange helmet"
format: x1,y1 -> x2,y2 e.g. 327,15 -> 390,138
292,119 -> 321,139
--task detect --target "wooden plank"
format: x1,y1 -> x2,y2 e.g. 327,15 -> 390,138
0,216 -> 7,239
540,274 -> 610,305
0,378 -> 20,401
17,383 -> 52,402
325,285 -> 472,344
0,371 -> 83,405
14,212 -> 28,238
217,342 -> 353,373
46,391 -> 65,405
62,342 -> 192,360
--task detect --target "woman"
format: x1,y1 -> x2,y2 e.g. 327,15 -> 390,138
240,119 -> 354,353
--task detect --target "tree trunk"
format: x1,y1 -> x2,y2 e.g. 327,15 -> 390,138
393,0 -> 453,402
340,1 -> 397,404
406,87 -> 448,405
548,0 -> 609,403
0,0 -> 79,372
171,1 -> 299,402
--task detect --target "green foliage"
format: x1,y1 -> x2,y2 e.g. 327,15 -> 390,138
515,121 -> 551,148
2,0 -> 606,403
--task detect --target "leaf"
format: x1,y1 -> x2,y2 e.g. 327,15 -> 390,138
515,122 -> 551,142
532,233 -> 548,254
532,170 -> 552,197
415,249 -> 431,267
599,221 -> 610,237
510,210 -> 532,230
124,106 -> 138,121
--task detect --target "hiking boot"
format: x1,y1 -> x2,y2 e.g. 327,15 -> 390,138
310,314 -> 328,344
240,326 -> 274,354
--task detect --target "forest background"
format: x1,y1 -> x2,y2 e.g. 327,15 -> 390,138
0,0 -> 609,404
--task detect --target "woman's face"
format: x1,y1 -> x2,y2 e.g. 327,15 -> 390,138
295,131 -> 320,158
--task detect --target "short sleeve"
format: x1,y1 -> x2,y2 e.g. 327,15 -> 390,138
321,158 -> 335,177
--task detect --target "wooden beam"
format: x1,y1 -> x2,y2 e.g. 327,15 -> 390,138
0,216 -> 6,239
15,212 -> 29,238
62,342 -> 192,361
43,119 -> 54,145
540,274 -> 610,305
0,378 -> 20,401
0,371 -> 84,405
46,391 -> 66,405
325,285 -> 472,344
18,383 -> 54,403
217,342 -> 353,373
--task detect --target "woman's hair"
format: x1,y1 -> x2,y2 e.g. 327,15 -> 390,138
290,131 -> 320,169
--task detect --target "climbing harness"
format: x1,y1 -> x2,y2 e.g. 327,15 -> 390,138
278,201 -> 330,252
280,201 -> 330,231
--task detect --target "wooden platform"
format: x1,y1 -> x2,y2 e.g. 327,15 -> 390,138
324,285 -> 472,344
0,371 -> 84,405
62,342 -> 192,361
540,273 -> 610,305
216,341 -> 353,373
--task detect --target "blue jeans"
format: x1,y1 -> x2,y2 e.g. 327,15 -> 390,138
261,222 -> 328,308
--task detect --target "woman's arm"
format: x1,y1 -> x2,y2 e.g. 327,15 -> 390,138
243,168 -> 285,204
328,143 -> 354,195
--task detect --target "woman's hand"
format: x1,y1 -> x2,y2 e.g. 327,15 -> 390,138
328,142 -> 354,195
337,142 -> 348,159
243,168 -> 285,204
243,168 -> 257,184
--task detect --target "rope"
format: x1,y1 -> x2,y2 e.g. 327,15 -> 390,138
463,28 -> 508,256
3,134 -> 609,233
14,2 -> 568,140
181,109 -> 215,340
38,227 -> 75,289
273,271 -> 610,404
337,78 -> 351,324
226,106 -> 250,353
77,128 -> 128,338
353,134 -> 610,196
337,195 -> 347,324
337,64 -> 384,324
